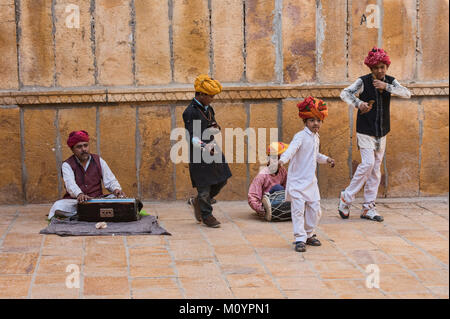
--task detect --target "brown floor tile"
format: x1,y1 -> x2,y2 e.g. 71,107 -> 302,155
129,265 -> 176,278
276,276 -> 327,291
220,263 -> 267,275
35,274 -> 72,285
324,279 -> 385,297
83,276 -> 129,296
264,261 -> 316,278
181,278 -> 234,299
311,261 -> 364,279
386,292 -> 436,299
0,275 -> 32,298
226,273 -> 275,288
414,269 -> 449,286
131,277 -> 179,290
132,288 -> 183,299
125,236 -> 168,247
1,233 -> 42,252
37,255 -> 82,274
129,247 -> 172,266
231,286 -> 284,299
30,284 -> 80,299
425,286 -> 449,299
347,249 -> 395,265
391,252 -> 445,270
0,252 -> 39,275
380,273 -> 428,293
83,294 -> 131,299
0,199 -> 447,300
175,260 -> 223,278
283,289 -> 336,299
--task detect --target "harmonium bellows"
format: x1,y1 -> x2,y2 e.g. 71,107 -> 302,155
77,198 -> 140,222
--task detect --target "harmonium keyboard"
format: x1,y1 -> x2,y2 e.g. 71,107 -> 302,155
77,198 -> 140,222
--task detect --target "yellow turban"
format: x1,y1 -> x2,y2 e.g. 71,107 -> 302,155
267,142 -> 289,156
194,74 -> 222,95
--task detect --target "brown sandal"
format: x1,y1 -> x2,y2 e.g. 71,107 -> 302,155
306,235 -> 322,246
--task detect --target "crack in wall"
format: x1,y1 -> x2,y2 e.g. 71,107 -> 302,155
130,0 -> 137,86
135,105 -> 141,198
89,0 -> 98,85
208,0 -> 214,78
20,107 -> 27,203
168,0 -> 175,83
54,108 -> 62,197
241,0 -> 247,82
14,0 -> 22,90
51,0 -> 57,87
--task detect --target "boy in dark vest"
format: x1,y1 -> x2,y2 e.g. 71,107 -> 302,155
338,47 -> 411,222
48,130 -> 125,220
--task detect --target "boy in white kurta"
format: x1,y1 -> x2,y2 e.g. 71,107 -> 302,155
279,97 -> 335,252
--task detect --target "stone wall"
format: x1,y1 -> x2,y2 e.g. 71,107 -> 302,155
0,0 -> 448,204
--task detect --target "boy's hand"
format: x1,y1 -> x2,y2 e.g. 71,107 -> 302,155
327,158 -> 335,168
373,79 -> 387,90
358,102 -> 372,114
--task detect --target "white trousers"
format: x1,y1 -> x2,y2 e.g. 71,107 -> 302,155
48,199 -> 78,219
343,145 -> 386,205
291,193 -> 322,243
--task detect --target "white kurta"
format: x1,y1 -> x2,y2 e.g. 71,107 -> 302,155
279,127 -> 329,202
48,156 -> 122,219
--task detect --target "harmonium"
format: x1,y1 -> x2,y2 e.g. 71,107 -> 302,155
77,198 -> 141,222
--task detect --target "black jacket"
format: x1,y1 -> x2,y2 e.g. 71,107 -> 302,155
357,73 -> 395,137
182,99 -> 232,188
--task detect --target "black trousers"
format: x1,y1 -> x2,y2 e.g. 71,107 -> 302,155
196,180 -> 227,218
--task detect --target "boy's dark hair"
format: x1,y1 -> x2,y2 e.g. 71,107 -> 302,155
303,117 -> 323,124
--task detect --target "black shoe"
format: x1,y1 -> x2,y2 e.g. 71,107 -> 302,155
294,241 -> 306,252
188,197 -> 202,223
202,214 -> 221,228
306,234 -> 321,246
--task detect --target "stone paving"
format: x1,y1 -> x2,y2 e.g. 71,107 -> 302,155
0,197 -> 448,299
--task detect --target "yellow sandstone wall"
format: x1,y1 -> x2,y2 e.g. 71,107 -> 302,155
0,0 -> 448,204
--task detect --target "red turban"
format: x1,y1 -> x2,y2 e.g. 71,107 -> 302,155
297,96 -> 328,121
364,47 -> 391,68
67,130 -> 89,148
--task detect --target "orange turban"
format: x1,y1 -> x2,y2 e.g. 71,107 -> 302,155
297,96 -> 328,121
194,74 -> 222,95
267,142 -> 289,156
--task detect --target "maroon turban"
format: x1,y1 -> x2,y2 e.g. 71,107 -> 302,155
67,130 -> 89,148
364,47 -> 391,68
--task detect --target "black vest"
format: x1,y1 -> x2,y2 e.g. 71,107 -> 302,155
357,73 -> 395,137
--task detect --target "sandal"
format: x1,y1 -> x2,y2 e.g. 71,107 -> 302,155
306,234 -> 322,246
294,241 -> 306,252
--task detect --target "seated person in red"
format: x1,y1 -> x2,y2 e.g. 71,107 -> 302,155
248,142 -> 290,221
47,130 -> 125,220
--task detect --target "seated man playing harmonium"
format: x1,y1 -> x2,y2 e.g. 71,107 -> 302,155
47,130 -> 126,220
248,142 -> 291,222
